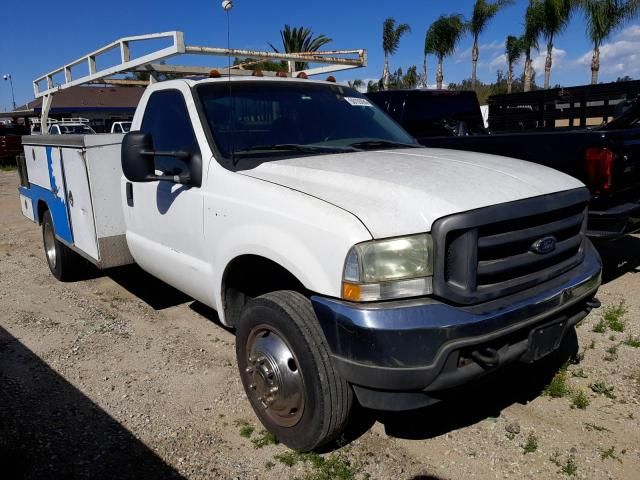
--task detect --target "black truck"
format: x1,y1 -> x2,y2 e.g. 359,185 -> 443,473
366,89 -> 640,240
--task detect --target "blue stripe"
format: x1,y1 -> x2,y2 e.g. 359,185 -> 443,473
19,149 -> 73,244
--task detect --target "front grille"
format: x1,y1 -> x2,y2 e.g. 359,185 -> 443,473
432,188 -> 590,305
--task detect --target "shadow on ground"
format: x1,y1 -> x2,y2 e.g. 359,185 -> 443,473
106,265 -> 192,310
358,329 -> 577,443
595,234 -> 640,284
68,262 -> 193,310
0,326 -> 185,480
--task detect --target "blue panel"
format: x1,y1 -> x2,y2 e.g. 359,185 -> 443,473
18,147 -> 73,244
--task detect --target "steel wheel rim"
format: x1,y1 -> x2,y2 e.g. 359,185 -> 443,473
43,221 -> 57,270
245,325 -> 305,427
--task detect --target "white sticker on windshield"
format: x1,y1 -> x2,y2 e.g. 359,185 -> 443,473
344,97 -> 373,107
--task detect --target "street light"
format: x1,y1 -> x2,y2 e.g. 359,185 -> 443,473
3,74 -> 17,111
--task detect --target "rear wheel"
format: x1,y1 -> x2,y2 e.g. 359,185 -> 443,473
42,210 -> 81,281
236,290 -> 353,451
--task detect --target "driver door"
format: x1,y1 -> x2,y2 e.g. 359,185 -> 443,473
123,88 -> 212,304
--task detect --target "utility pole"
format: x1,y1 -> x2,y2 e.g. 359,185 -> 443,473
3,74 -> 17,111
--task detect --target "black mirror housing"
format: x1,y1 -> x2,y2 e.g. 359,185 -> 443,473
122,131 -> 155,182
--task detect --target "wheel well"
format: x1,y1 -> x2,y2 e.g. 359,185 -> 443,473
222,255 -> 307,327
36,200 -> 48,224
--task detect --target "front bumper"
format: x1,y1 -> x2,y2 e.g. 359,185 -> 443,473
587,201 -> 640,240
311,241 -> 602,411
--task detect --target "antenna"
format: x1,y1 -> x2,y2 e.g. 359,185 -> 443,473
222,0 -> 233,78
221,0 -> 237,166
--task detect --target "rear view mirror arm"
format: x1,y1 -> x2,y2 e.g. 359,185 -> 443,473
140,150 -> 192,160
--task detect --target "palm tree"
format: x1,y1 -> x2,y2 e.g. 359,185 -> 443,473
348,79 -> 364,90
425,14 -> 467,89
522,0 -> 544,92
505,35 -> 524,93
581,0 -> 640,84
382,18 -> 411,90
470,0 -> 515,88
269,25 -> 332,72
403,66 -> 419,89
540,0 -> 576,89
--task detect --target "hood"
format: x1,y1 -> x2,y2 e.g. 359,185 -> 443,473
239,148 -> 585,238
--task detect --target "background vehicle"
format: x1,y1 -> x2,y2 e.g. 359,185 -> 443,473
110,121 -> 132,134
17,32 -> 601,451
0,123 -> 29,166
48,118 -> 96,135
367,89 -> 640,240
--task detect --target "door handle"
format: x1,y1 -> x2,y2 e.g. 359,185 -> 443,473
68,190 -> 74,207
126,182 -> 134,207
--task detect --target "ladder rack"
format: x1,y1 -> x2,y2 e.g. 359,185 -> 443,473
33,30 -> 366,131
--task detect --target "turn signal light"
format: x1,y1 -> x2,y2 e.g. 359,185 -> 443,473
585,147 -> 614,194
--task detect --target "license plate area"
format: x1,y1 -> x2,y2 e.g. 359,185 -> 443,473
521,317 -> 568,363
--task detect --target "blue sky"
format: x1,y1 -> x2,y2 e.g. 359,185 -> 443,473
1,0 -> 639,110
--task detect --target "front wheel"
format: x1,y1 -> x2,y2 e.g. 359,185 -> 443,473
236,291 -> 353,451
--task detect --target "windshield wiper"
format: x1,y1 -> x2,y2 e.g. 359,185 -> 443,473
234,143 -> 358,156
348,140 -> 420,150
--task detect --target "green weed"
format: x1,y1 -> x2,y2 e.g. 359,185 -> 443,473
551,452 -> 578,476
584,422 -> 610,433
590,381 -> 616,399
592,319 -> 607,333
544,369 -> 570,398
252,430 -> 278,449
599,446 -> 622,463
522,432 -> 538,454
275,450 -> 358,480
623,335 -> 640,348
572,390 -> 590,409
603,302 -> 627,332
604,345 -> 618,362
571,368 -> 588,378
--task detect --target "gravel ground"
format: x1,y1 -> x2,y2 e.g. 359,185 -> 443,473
1,169 -> 639,480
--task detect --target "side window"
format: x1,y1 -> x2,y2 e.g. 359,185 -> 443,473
140,90 -> 199,176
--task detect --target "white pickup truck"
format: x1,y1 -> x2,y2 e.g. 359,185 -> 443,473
17,76 -> 602,451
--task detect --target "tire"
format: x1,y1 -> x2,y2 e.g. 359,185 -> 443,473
41,210 -> 81,281
236,290 -> 353,451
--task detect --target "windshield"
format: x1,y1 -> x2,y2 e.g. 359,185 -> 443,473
197,81 -> 416,162
121,122 -> 132,132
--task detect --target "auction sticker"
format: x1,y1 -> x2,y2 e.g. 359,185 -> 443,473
344,97 -> 373,107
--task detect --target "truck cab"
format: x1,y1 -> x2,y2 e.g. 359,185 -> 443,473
110,121 -> 132,134
17,36 -> 602,452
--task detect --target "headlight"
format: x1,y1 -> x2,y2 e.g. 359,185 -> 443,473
342,233 -> 433,302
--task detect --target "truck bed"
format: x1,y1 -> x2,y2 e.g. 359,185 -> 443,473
18,134 -> 133,268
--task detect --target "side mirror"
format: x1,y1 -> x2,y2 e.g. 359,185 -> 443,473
121,131 -> 194,184
122,131 -> 155,182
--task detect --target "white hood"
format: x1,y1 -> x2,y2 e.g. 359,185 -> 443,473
240,148 -> 585,238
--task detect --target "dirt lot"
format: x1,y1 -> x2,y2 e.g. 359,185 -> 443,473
1,168 -> 639,480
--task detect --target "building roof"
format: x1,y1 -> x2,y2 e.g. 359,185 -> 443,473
5,86 -> 144,116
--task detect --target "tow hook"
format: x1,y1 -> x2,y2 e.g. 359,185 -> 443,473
586,297 -> 601,311
471,347 -> 501,368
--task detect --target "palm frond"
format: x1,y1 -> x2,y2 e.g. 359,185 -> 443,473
383,17 -> 411,55
425,14 -> 467,61
471,0 -> 515,37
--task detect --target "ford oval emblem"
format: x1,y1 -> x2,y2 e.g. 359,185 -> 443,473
531,236 -> 557,254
